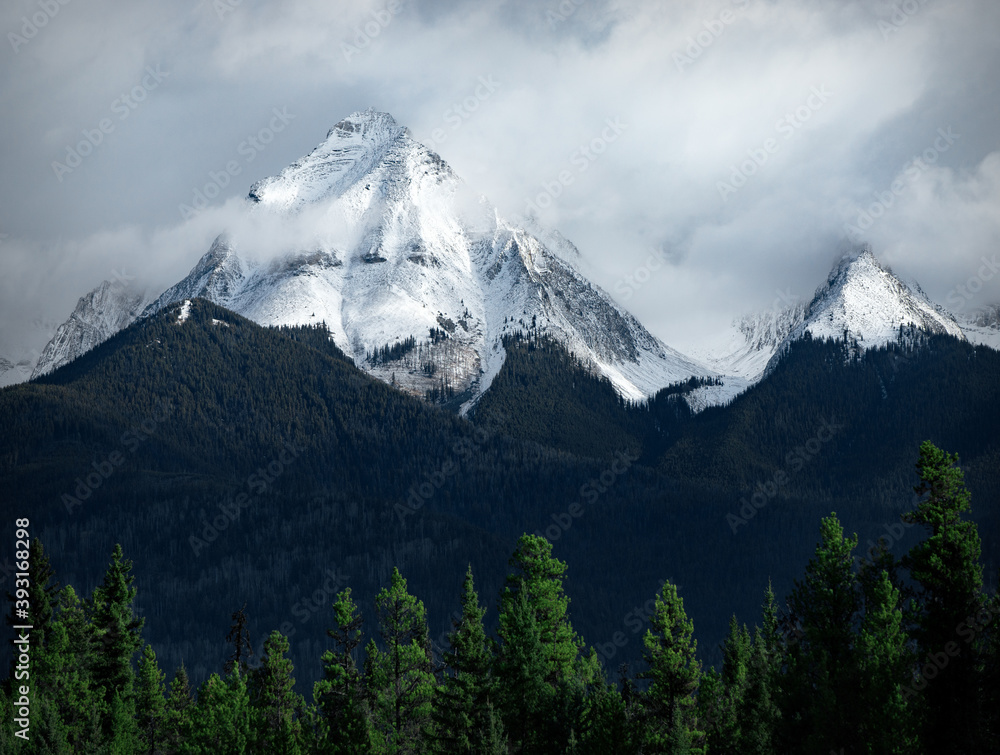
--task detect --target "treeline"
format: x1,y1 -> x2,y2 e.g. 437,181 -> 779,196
3,442 -> 998,753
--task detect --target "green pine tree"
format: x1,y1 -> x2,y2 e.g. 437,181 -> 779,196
314,587 -> 373,754
496,534 -> 593,754
134,644 -> 167,754
181,669 -> 252,755
164,665 -> 195,754
365,567 -> 436,754
431,565 -> 496,754
639,580 -> 702,753
856,570 -> 919,754
90,545 -> 144,707
901,441 -> 986,753
780,513 -> 862,754
249,630 -> 305,754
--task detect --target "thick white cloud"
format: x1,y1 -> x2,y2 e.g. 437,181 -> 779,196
1,0 -> 997,358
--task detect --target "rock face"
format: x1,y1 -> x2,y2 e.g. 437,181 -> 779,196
31,281 -> 154,379
35,109 -> 713,408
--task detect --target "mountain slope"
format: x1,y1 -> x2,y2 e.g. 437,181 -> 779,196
687,246 -> 975,409
782,246 -> 965,350
34,109 -> 712,408
31,281 -> 155,379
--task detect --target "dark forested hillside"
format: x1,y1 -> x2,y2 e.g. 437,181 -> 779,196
1,299 -> 997,705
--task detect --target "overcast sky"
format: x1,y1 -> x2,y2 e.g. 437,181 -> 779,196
2,0 -> 999,360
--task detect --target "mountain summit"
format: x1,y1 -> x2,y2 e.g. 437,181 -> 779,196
784,245 -> 965,347
695,245 -> 968,393
33,109 -> 712,409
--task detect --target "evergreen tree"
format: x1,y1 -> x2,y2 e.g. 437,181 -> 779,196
164,665 -> 195,754
578,670 -> 642,755
495,587 -> 550,753
105,690 -> 140,754
496,534 -> 593,754
90,544 -> 144,739
856,570 -> 919,754
735,585 -> 781,755
431,565 -> 496,753
5,538 -> 59,691
182,669 -> 252,755
314,587 -> 373,754
134,644 -> 167,754
901,441 -> 985,753
365,567 -> 436,754
639,580 -> 702,753
44,585 -> 103,750
780,513 -> 862,754
249,630 -> 305,755
225,603 -> 253,677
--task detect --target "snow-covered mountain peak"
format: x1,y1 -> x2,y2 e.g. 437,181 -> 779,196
248,109 -> 409,211
791,244 -> 965,346
32,280 -> 156,379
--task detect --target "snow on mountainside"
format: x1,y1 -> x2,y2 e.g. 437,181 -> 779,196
685,246 -> 972,410
0,317 -> 58,387
29,114 -> 991,412
959,304 -> 1000,350
780,246 -> 965,352
31,282 -> 155,379
35,109 -> 712,407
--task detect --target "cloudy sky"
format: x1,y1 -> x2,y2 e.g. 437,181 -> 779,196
2,0 -> 999,362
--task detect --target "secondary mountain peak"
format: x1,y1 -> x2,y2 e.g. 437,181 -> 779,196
790,244 -> 965,347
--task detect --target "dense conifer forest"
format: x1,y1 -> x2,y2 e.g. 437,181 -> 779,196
0,299 -> 997,752
2,441 -> 997,752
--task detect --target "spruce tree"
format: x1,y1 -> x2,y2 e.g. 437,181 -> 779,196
495,587 -> 550,753
780,513 -> 862,754
249,630 -> 305,754
496,534 -> 593,754
856,570 -> 919,754
639,579 -> 702,752
431,565 -> 496,753
164,665 -> 194,754
314,587 -> 373,754
901,441 -> 985,753
184,670 -> 252,755
736,585 -> 780,755
365,567 -> 435,754
134,644 -> 167,754
90,544 -> 144,739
